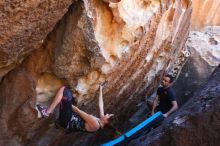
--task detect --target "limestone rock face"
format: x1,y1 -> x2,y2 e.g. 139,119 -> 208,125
0,0 -> 192,145
79,0 -> 192,115
191,0 -> 220,29
129,64 -> 220,146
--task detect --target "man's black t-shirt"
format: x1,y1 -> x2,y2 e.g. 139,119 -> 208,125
157,87 -> 176,114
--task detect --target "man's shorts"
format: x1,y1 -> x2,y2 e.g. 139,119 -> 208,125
58,87 -> 85,132
66,112 -> 85,132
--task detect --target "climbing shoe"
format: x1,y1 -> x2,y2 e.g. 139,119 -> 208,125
36,104 -> 49,118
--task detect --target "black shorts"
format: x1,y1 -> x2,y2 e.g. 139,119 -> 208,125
66,112 -> 85,132
58,88 -> 85,132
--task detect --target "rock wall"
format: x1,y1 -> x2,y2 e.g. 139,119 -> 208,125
191,0 -> 220,29
0,0 -> 74,81
0,0 -> 192,145
0,1 -> 74,145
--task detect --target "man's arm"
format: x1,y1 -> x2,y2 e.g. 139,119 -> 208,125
98,85 -> 104,117
163,100 -> 178,117
151,95 -> 159,115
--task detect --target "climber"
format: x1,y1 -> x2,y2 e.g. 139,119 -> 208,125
36,84 -> 114,133
151,74 -> 178,118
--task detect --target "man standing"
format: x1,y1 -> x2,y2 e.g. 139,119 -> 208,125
151,74 -> 178,118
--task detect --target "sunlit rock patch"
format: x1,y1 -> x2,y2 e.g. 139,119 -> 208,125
187,26 -> 220,66
191,0 -> 220,29
36,73 -> 63,104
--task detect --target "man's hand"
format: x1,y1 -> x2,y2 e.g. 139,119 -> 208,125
163,113 -> 168,118
100,84 -> 103,90
151,111 -> 154,115
100,80 -> 108,87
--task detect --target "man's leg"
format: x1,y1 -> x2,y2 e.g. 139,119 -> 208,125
37,86 -> 65,117
47,86 -> 65,114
